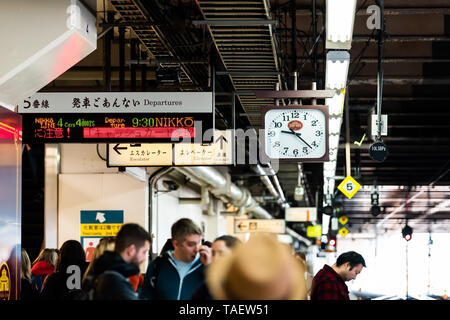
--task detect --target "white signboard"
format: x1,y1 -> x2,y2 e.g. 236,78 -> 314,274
108,143 -> 173,166
234,219 -> 286,234
17,92 -> 213,113
107,130 -> 233,166
174,130 -> 232,165
285,207 -> 317,222
371,114 -> 388,136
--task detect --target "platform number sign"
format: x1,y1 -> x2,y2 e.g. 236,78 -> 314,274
337,176 -> 361,199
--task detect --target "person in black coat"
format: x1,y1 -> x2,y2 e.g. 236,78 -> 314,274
40,240 -> 88,300
82,223 -> 151,300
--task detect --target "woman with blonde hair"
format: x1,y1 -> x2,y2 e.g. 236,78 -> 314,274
82,237 -> 116,283
31,248 -> 58,293
21,248 -> 38,300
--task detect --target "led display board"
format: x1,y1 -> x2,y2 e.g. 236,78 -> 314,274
22,113 -> 212,143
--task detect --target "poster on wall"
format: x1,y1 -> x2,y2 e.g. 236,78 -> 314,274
80,210 -> 124,261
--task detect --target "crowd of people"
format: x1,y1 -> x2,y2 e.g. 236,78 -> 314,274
20,218 -> 365,300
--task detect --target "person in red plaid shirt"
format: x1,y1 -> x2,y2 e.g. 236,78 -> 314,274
311,251 -> 365,300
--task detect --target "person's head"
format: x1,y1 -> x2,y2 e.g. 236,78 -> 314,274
171,218 -> 203,262
207,233 -> 306,300
33,248 -> 58,267
334,251 -> 366,282
115,223 -> 151,268
93,237 -> 115,261
211,235 -> 241,263
21,248 -> 32,282
56,240 -> 86,273
83,237 -> 116,282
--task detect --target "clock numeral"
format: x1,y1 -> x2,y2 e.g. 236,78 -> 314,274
293,149 -> 299,156
283,147 -> 289,154
312,141 -> 318,147
311,120 -> 318,126
274,122 -> 282,128
274,141 -> 280,147
303,114 -> 308,120
282,115 -> 290,121
315,130 -> 323,136
268,130 -> 275,137
303,147 -> 308,154
291,112 -> 299,118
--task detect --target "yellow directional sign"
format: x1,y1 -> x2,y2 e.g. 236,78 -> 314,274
338,216 -> 348,225
306,225 -> 322,238
339,227 -> 349,237
337,176 -> 361,199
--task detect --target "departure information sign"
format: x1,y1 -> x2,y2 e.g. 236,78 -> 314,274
18,92 -> 214,143
22,113 -> 213,143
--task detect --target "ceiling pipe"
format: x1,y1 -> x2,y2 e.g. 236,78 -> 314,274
175,166 -> 311,245
175,166 -> 272,219
254,164 -> 280,202
254,163 -> 289,208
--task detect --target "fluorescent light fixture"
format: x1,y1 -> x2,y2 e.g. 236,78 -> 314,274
326,51 -> 350,90
326,89 -> 346,116
329,117 -> 342,135
322,214 -> 331,235
329,134 -> 340,151
326,0 -> 357,50
323,179 -> 336,196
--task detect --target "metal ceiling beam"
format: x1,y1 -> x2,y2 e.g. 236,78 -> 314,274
192,19 -> 277,25
293,7 -> 450,16
349,77 -> 450,85
280,32 -> 450,42
349,97 -> 450,101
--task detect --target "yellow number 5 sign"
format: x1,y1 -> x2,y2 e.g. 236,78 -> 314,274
337,176 -> 361,199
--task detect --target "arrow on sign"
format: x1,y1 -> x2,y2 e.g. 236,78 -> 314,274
237,222 -> 248,230
113,144 -> 128,155
96,212 -> 106,223
215,135 -> 228,149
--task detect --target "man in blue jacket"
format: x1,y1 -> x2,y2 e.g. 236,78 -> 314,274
141,218 -> 211,300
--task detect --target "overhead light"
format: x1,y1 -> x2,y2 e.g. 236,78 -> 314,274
325,50 -> 350,90
326,0 -> 357,50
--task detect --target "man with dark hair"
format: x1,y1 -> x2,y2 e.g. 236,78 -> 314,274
83,223 -> 151,300
311,251 -> 366,300
141,218 -> 211,300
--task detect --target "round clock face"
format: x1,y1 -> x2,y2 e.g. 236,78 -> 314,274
264,108 -> 327,159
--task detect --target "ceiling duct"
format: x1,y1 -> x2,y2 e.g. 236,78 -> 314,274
175,166 -> 311,245
176,166 -> 271,218
0,0 -> 96,111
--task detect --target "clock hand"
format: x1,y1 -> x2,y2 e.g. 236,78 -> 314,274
281,130 -> 313,149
